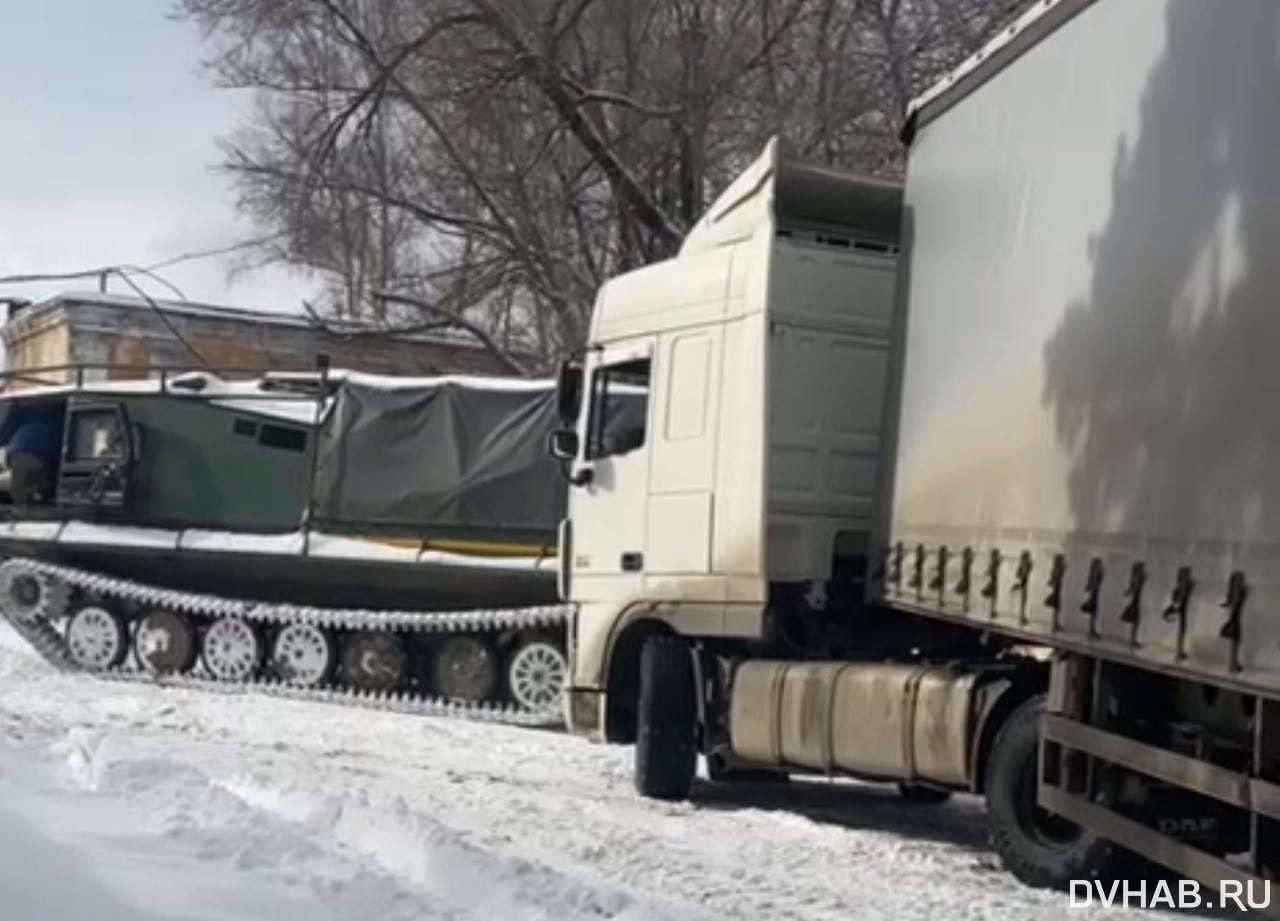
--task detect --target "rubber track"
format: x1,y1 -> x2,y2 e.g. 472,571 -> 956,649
0,557 -> 568,727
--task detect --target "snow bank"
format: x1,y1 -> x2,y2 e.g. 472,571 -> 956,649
221,780 -> 652,921
0,640 -> 1174,921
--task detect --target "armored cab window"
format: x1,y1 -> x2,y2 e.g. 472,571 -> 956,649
67,409 -> 126,461
257,423 -> 307,452
231,416 -> 305,452
586,358 -> 650,460
58,402 -> 133,510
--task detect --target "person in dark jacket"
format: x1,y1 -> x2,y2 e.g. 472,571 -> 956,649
5,416 -> 63,505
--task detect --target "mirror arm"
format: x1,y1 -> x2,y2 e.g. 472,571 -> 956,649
555,461 -> 593,487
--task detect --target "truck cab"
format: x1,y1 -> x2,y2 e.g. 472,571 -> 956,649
553,138 -> 904,742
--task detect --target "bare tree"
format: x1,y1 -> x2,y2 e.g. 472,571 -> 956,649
177,0 -> 1026,370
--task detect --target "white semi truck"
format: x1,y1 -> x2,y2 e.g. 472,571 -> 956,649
549,0 -> 1280,902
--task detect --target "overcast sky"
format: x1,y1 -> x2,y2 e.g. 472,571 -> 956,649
0,0 -> 317,311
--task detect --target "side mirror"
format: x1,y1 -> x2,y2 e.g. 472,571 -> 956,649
547,429 -> 578,461
555,357 -> 583,426
547,429 -> 593,487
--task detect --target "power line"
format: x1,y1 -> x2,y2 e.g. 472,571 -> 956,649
0,236 -> 284,370
116,265 -> 187,301
107,268 -> 213,371
0,266 -> 116,286
141,234 -> 287,273
0,234 -> 287,289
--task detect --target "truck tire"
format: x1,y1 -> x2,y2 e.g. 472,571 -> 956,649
634,635 -> 696,801
986,695 -> 1117,889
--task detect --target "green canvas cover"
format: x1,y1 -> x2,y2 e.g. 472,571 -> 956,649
312,378 -> 566,543
0,370 -> 645,548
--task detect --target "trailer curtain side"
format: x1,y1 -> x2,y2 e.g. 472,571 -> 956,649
885,0 -> 1280,690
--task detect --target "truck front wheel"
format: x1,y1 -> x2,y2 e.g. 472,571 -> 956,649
634,635 -> 696,800
986,695 -> 1117,889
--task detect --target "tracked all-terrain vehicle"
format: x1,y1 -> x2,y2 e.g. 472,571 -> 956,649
0,363 -> 578,724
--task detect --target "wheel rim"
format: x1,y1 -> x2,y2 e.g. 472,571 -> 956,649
272,623 -> 334,687
433,637 -> 497,702
343,634 -> 406,692
202,617 -> 261,682
135,609 -> 197,674
66,605 -> 126,670
507,640 -> 566,712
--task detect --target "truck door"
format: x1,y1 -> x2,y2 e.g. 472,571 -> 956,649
644,328 -> 721,578
568,342 -> 654,598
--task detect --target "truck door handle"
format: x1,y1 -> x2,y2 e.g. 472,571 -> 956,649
621,552 -> 643,572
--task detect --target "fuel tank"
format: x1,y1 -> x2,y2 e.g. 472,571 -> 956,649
729,660 -> 983,787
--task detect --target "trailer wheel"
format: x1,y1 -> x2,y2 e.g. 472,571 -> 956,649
634,635 -> 696,801
986,695 -> 1116,889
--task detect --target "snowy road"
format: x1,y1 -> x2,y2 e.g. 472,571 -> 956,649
0,624 -> 1172,921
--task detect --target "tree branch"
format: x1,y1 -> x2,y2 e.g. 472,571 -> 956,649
465,0 -> 684,248
370,287 -> 528,374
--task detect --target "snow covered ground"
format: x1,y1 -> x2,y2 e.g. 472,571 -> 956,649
0,623 -> 1174,921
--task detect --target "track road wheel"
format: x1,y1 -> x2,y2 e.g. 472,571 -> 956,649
272,623 -> 335,687
433,636 -> 497,702
0,560 -> 69,624
506,636 -> 567,714
202,617 -> 263,682
343,633 -> 406,693
65,604 -> 128,671
986,695 -> 1118,889
898,783 -> 952,805
634,635 -> 696,801
135,609 -> 197,674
